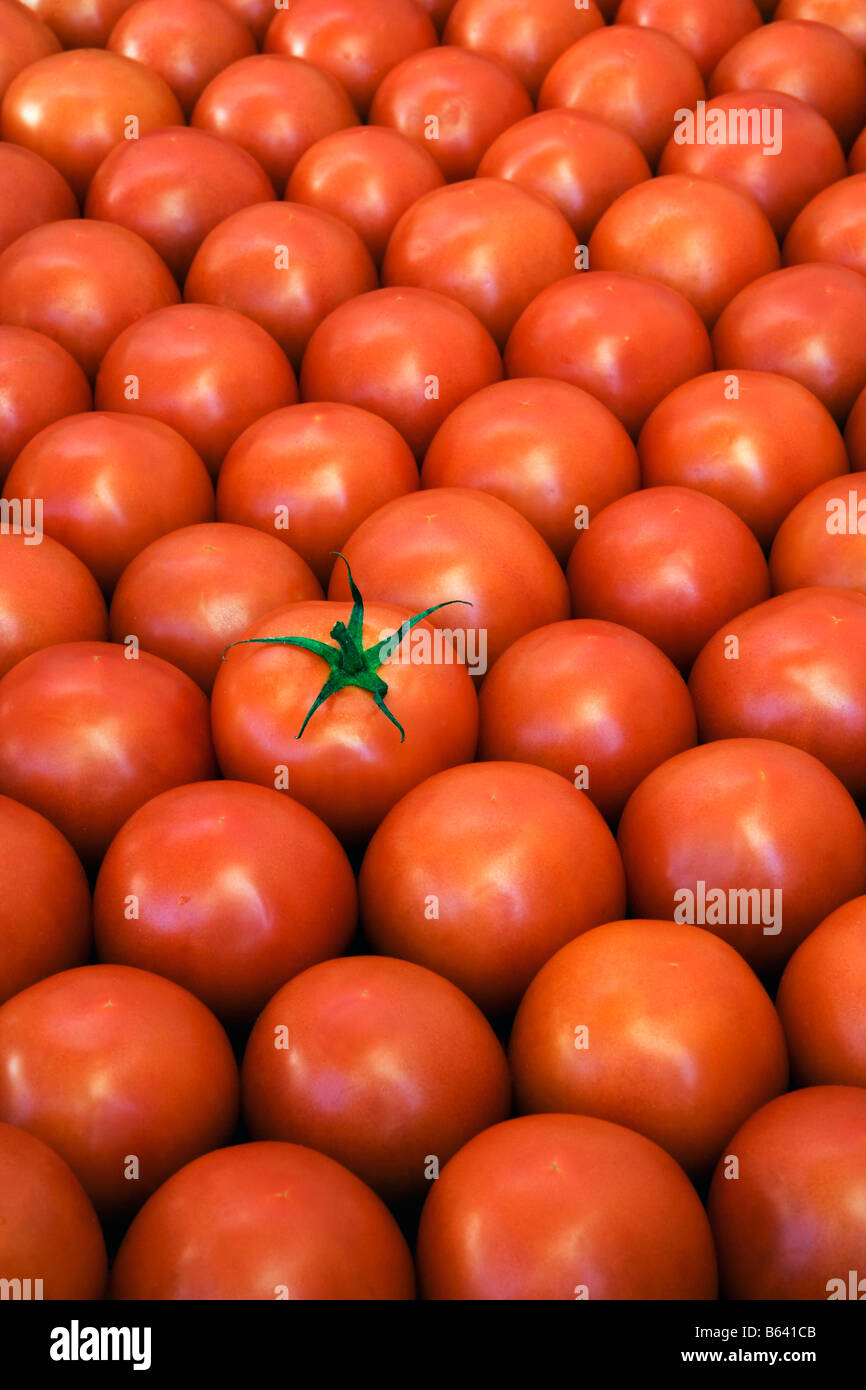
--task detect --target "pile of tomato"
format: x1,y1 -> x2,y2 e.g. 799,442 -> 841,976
1,0 -> 866,1305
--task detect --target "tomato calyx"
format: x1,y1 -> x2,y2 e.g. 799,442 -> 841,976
222,553 -> 471,741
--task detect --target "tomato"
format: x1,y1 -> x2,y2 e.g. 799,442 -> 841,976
505,271 -> 713,437
185,201 -> 377,370
0,143 -> 77,256
0,1123 -> 106,1301
0,532 -> 107,677
242,955 -> 510,1201
4,412 -> 215,593
708,1086 -> 866,1299
852,128 -> 866,174
93,780 -> 356,1027
191,55 -> 358,192
0,327 -> 90,487
16,0 -> 137,47
567,486 -> 770,671
709,19 -> 866,152
0,49 -> 184,202
95,303 -> 298,476
0,641 -> 215,863
109,522 -> 321,692
265,0 -> 437,119
416,0 -> 459,30
712,264 -> 866,423
769,472 -> 866,593
421,377 -> 639,565
111,1142 -> 415,1299
416,1114 -> 717,1300
299,286 -> 502,458
383,177 -> 577,350
359,761 -> 625,1016
618,738 -> 866,975
287,126 -> 445,267
108,0 -> 256,117
777,897 -> 866,1087
847,382 -> 866,467
0,219 -> 179,380
783,173 -> 866,279
0,964 -> 238,1219
615,0 -> 761,80
0,0 -> 59,105
217,0 -> 273,45
689,587 -> 866,802
538,26 -> 705,168
590,174 -> 779,329
477,619 -> 697,824
443,0 -> 604,101
368,46 -> 533,183
217,403 -> 419,588
638,369 -> 850,550
0,795 -> 90,1007
659,91 -> 847,240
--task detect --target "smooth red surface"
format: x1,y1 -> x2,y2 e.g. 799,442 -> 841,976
444,0 -> 604,100
108,0 -> 256,116
0,0 -> 60,105
0,143 -> 77,255
783,173 -> 866,278
16,0 -> 136,47
616,0 -> 761,79
0,531 -> 108,677
0,326 -> 91,486
777,898 -> 866,1087
770,471 -> 866,592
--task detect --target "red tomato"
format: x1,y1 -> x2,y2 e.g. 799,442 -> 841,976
847,382 -> 866,466
108,0 -> 256,117
618,737 -> 866,974
242,955 -> 510,1200
0,1123 -> 106,1301
0,641 -> 215,863
0,965 -> 238,1219
287,126 -> 445,266
383,177 -> 577,350
659,91 -> 847,240
567,486 -> 771,671
300,286 -> 502,458
783,173 -> 866,279
713,264 -> 866,423
638,369 -> 850,550
421,377 -> 639,565
0,49 -> 184,201
95,303 -> 298,476
111,1142 -> 415,1299
689,587 -> 866,801
185,202 -> 377,370
786,3 -> 866,57
0,532 -> 108,677
216,0 -> 273,45
110,522 -> 321,692
776,897 -> 866,1087
708,1086 -> 866,1299
478,619 -> 697,823
770,472 -> 866,593
4,412 -> 215,593
417,0 -> 459,29
0,327 -> 90,486
217,402 -> 419,588
0,143 -> 77,256
851,127 -> 866,174
510,919 -> 787,1175
538,26 -> 706,167
0,0 -> 59,105
505,271 -> 713,437
368,46 -> 534,183
359,761 -> 625,1015
191,55 -> 358,192
0,795 -> 90,1007
265,0 -> 436,118
0,219 -> 179,380
443,0 -> 603,101
93,780 -> 357,1027
615,0 -> 761,80
709,19 -> 866,152
417,1114 -> 717,1300
16,0 -> 137,46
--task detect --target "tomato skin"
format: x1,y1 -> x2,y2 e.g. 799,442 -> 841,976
0,1123 -> 106,1301
478,619 -> 696,824
111,1141 -> 415,1300
0,327 -> 91,486
0,964 -> 238,1220
617,738 -> 866,975
0,142 -> 77,256
416,1113 -> 718,1300
94,780 -> 356,1027
0,532 -> 108,678
359,761 -> 626,1016
614,0 -> 761,80
769,472 -> 866,593
108,0 -> 256,117
443,0 -> 604,101
776,897 -> 866,1087
217,0 -> 273,45
242,955 -> 510,1201
510,919 -> 787,1177
0,0 -> 59,105
851,128 -> 866,174
846,382 -> 866,467
783,173 -> 866,279
0,795 -> 90,1007
708,1086 -> 866,1299
17,0 -> 137,47
0,641 -> 216,864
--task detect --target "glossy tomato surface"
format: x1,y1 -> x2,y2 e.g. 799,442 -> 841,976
615,0 -> 761,79
769,471 -> 866,592
0,327 -> 91,485
783,172 -> 866,278
444,0 -> 604,100
0,142 -> 77,255
776,897 -> 866,1087
107,0 -> 256,117
0,531 -> 108,677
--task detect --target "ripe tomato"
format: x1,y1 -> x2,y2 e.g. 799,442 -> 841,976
416,1114 -> 717,1300
773,0 -> 866,56
443,0 -> 603,101
0,641 -> 215,863
0,532 -> 108,677
852,128 -> 866,174
218,0 -> 273,45
242,955 -> 510,1201
846,382 -> 866,466
617,738 -> 866,975
510,919 -> 787,1177
615,0 -> 761,79
0,0 -> 59,104
108,0 -> 256,117
769,471 -> 866,592
783,173 -> 866,279
477,619 -> 697,824
16,0 -> 136,47
359,761 -> 625,1016
776,897 -> 866,1087
0,143 -> 77,255
93,780 -> 357,1027
111,1142 -> 415,1299
0,327 -> 91,486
